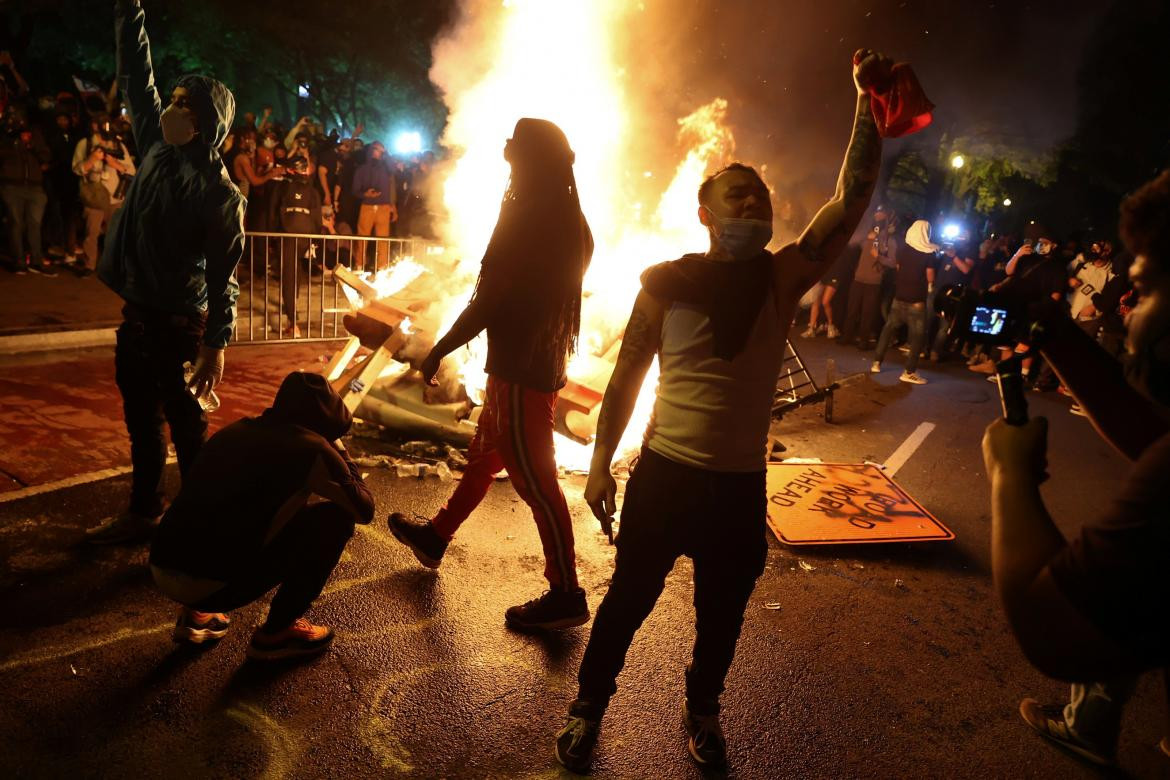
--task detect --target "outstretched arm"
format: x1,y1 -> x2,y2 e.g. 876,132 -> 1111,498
584,290 -> 664,538
777,52 -> 884,295
115,0 -> 163,154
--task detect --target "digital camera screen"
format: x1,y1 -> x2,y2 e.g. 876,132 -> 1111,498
970,306 -> 1008,336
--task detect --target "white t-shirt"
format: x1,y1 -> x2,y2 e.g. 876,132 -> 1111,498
1069,261 -> 1113,320
644,290 -> 789,472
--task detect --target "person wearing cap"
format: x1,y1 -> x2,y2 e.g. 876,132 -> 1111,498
387,117 -> 594,632
85,0 -> 246,544
270,154 -> 323,338
351,139 -> 396,269
150,371 -> 373,659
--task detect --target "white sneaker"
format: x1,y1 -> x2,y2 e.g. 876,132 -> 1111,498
1069,403 -> 1087,417
900,371 -> 927,385
870,361 -> 881,374
800,327 -> 816,338
826,325 -> 841,339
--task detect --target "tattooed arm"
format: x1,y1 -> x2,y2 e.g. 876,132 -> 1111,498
775,51 -> 885,296
583,290 -> 665,537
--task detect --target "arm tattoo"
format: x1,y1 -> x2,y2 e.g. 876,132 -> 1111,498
798,95 -> 882,263
616,306 -> 658,364
594,301 -> 659,454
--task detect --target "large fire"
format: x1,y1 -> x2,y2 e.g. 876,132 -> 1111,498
361,0 -> 739,470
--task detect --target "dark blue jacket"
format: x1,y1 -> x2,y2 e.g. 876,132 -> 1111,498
99,0 -> 245,348
351,157 -> 396,206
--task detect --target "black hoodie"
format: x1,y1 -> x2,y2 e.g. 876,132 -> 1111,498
150,372 -> 373,581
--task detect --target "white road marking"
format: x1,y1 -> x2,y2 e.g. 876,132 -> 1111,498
884,421 -> 936,477
0,456 -> 177,505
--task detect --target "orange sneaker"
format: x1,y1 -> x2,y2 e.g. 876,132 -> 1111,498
172,608 -> 230,644
246,618 -> 334,660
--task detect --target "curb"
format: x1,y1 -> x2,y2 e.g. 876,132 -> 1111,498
0,327 -> 117,355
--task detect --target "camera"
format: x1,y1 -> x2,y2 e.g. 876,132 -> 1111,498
940,286 -> 1026,347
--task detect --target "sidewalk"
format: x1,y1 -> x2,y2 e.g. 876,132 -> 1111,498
0,342 -> 335,494
0,268 -> 124,336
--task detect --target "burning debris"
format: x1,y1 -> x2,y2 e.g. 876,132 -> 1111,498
324,261 -> 618,464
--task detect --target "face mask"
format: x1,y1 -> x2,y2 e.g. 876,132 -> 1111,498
160,105 -> 196,146
1035,242 -> 1051,255
704,207 -> 772,261
263,137 -> 277,150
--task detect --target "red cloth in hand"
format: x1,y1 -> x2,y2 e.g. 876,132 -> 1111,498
856,55 -> 935,138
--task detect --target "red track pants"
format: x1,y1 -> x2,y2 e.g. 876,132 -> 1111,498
431,376 -> 578,590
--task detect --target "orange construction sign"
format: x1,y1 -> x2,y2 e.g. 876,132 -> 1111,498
765,462 -> 953,545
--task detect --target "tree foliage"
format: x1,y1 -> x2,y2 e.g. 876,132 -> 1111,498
2,0 -> 454,140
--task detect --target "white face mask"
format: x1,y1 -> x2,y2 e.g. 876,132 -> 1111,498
160,105 -> 197,146
263,137 -> 277,150
704,207 -> 773,261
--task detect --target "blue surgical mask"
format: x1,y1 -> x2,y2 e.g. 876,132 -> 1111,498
705,208 -> 773,261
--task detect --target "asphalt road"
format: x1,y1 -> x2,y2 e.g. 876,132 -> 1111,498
1,338 -> 1166,779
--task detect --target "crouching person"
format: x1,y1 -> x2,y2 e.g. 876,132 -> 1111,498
149,371 -> 374,660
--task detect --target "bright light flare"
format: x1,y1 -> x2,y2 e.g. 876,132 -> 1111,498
941,223 -> 961,240
394,131 -> 424,156
950,154 -> 965,169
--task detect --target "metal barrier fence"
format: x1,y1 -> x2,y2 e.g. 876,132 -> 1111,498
234,232 -> 430,343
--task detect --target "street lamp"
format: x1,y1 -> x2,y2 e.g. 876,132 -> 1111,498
950,154 -> 965,169
1002,197 -> 1012,207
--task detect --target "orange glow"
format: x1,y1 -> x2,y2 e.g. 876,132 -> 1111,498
369,0 -> 737,469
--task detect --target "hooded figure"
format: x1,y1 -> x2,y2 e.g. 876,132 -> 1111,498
86,0 -> 247,545
149,371 -> 373,659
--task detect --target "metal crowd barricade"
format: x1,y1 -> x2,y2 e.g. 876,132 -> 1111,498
234,232 -> 426,344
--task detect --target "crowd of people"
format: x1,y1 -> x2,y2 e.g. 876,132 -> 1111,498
796,206 -> 1136,399
0,49 -> 440,280
10,0 -> 1170,774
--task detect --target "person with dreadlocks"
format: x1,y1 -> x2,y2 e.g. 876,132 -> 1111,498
554,50 -> 889,773
388,118 -> 594,631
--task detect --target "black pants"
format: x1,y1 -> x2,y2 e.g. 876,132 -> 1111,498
576,448 -> 768,717
114,304 -> 208,518
190,503 -> 354,629
280,236 -> 312,328
840,281 -> 880,345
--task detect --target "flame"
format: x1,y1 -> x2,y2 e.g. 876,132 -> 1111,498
370,0 -> 737,471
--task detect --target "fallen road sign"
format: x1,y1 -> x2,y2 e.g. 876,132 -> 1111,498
765,462 -> 953,545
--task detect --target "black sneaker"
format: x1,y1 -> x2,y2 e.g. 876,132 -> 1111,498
555,704 -> 601,774
1019,698 -> 1116,767
387,512 -> 447,568
683,701 -> 727,768
84,511 -> 161,545
172,608 -> 230,644
27,260 -> 58,277
505,587 -> 589,631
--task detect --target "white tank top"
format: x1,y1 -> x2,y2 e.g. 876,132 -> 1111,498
644,290 -> 788,472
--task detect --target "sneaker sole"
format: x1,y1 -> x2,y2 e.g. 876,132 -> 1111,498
682,705 -> 727,768
553,744 -> 591,774
387,520 -> 442,569
1019,700 -> 1114,767
505,612 -> 590,632
246,634 -> 334,661
173,626 -> 229,644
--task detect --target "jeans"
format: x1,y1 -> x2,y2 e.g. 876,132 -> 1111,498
874,299 -> 927,374
191,502 -> 354,630
114,303 -> 208,518
1,183 -> 47,263
575,448 -> 768,717
840,281 -> 880,345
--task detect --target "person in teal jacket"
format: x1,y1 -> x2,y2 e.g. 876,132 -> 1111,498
87,0 -> 246,544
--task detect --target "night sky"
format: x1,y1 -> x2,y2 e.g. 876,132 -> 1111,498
613,0 -> 1106,203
